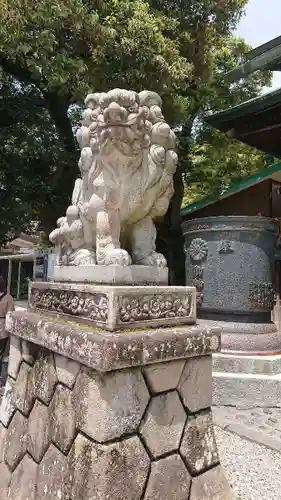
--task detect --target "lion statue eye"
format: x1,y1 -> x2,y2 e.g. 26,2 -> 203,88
128,106 -> 136,113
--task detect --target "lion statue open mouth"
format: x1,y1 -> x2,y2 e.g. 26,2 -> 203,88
50,88 -> 178,267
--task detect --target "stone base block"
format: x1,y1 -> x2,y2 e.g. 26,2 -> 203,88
0,310 -> 232,500
198,318 -> 280,354
29,281 -> 196,331
213,352 -> 281,407
53,264 -> 168,285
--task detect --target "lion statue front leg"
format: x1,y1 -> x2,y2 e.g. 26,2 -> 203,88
131,216 -> 167,267
95,209 -> 132,266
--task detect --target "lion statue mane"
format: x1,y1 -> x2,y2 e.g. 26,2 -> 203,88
50,88 -> 178,267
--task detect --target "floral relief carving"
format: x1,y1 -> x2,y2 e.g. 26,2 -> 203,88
187,238 -> 208,262
119,294 -> 192,323
30,289 -> 108,323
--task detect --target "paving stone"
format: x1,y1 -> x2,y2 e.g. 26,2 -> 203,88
0,462 -> 11,500
7,336 -> 22,379
69,433 -> 150,500
8,454 -> 37,500
33,350 -> 57,405
13,362 -> 35,416
73,367 -> 149,442
144,454 -> 191,500
0,377 -> 16,427
21,340 -> 39,365
180,410 -> 219,475
0,423 -> 7,463
27,400 -> 51,462
37,444 -> 70,500
189,465 -> 232,500
5,411 -> 28,472
178,356 -> 212,412
213,405 -> 281,452
50,384 -> 76,453
55,354 -> 80,389
143,360 -> 185,393
139,391 -> 186,458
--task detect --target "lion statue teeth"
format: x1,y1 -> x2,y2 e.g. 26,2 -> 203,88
50,88 -> 178,267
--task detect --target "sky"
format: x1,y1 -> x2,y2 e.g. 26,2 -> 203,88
235,0 -> 281,90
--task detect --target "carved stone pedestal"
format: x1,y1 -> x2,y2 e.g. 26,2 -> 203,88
29,281 -> 196,331
0,310 -> 232,500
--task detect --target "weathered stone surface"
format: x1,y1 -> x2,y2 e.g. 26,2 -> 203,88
55,354 -> 80,389
30,282 -> 196,330
139,391 -> 186,458
50,384 -> 76,453
189,466 -> 233,500
0,462 -> 11,500
13,362 -> 34,416
178,356 -> 212,412
70,433 -> 150,500
21,339 -> 39,365
7,336 -> 22,379
0,423 -> 7,462
5,411 -> 27,471
27,400 -> 51,463
143,360 -> 185,393
73,367 -> 149,442
37,444 -> 70,500
8,454 -> 37,500
144,454 -> 191,500
0,377 -> 16,427
33,350 -> 57,405
6,311 -> 221,373
180,411 -> 219,475
53,264 -> 168,285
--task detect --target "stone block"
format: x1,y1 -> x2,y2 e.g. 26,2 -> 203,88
37,444 -> 70,500
139,391 -> 186,458
27,400 -> 51,463
50,384 -> 76,453
73,367 -> 149,442
0,462 -> 11,500
7,311 -> 221,373
33,351 -> 57,405
53,264 -> 168,285
29,281 -> 196,331
0,377 -> 16,427
189,466 -> 233,500
143,360 -> 185,393
180,411 -> 219,475
7,336 -> 22,379
144,454 -> 191,500
178,356 -> 212,412
8,454 -> 37,500
5,411 -> 28,472
69,433 -> 150,500
13,362 -> 35,416
55,354 -> 80,388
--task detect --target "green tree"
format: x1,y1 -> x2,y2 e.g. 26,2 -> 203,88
0,0 -> 271,282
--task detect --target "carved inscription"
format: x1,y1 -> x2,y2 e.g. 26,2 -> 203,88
218,240 -> 234,254
30,289 -> 108,323
119,294 -> 192,323
249,283 -> 274,310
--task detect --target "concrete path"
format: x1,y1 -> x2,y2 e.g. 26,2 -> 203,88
214,405 -> 281,452
216,426 -> 281,500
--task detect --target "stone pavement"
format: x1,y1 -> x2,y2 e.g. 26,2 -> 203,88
213,405 -> 281,452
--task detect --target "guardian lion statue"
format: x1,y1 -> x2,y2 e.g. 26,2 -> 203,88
50,88 -> 178,267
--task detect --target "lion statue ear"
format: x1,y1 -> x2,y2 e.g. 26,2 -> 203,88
138,91 -> 162,108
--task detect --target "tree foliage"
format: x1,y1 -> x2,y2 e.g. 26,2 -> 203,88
0,0 -> 272,282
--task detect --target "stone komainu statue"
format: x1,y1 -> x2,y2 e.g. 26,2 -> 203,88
50,89 -> 178,267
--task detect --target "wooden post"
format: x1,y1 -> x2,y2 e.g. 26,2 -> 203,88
7,259 -> 12,295
16,260 -> 21,301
